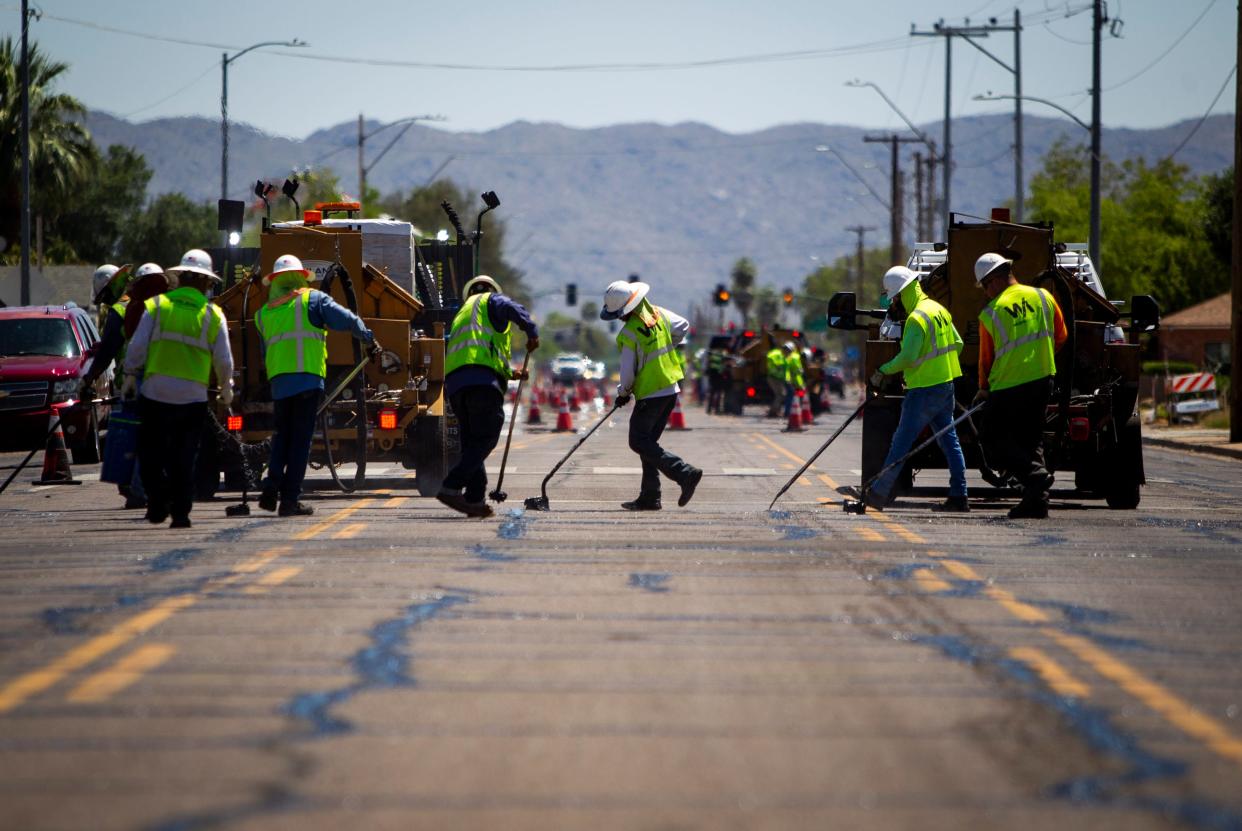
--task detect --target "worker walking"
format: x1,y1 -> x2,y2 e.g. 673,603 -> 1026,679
121,250 -> 233,529
600,280 -> 702,511
782,341 -> 803,420
255,255 -> 380,517
972,252 -> 1068,519
439,275 -> 539,518
765,342 -> 786,417
705,347 -> 726,414
866,266 -> 969,512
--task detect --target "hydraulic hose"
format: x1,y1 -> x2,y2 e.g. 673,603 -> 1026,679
317,262 -> 369,491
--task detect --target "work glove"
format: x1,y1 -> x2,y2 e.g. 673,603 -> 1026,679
120,373 -> 138,401
526,336 -> 540,352
368,339 -> 384,360
218,384 -> 234,410
869,370 -> 886,389
615,387 -> 632,408
971,389 -> 990,409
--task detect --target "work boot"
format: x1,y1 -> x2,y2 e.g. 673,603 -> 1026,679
145,505 -> 169,525
124,495 -> 147,510
258,487 -> 278,512
678,467 -> 703,507
933,496 -> 971,513
437,488 -> 492,518
621,497 -> 662,511
169,516 -> 191,529
863,489 -> 890,512
278,501 -> 314,517
463,501 -> 495,519
1007,499 -> 1049,520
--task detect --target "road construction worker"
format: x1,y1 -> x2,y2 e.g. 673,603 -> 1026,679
91,264 -> 131,331
255,255 -> 380,518
122,250 -> 233,529
865,266 -> 969,512
706,347 -> 726,414
83,262 -> 172,510
600,280 -> 702,511
439,275 -> 539,518
765,342 -> 786,417
782,341 -> 803,420
972,252 -> 1068,519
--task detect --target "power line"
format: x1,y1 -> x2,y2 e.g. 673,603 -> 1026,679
1104,0 -> 1217,91
121,61 -> 217,118
1164,63 -> 1236,160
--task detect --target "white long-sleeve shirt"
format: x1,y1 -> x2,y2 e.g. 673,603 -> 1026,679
618,305 -> 690,400
124,302 -> 234,405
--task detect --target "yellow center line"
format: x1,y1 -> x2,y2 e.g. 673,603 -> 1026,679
65,644 -> 176,704
1008,646 -> 1090,698
912,567 -> 951,593
232,546 -> 292,574
985,586 -> 1051,622
332,522 -> 366,540
856,527 -> 886,542
938,558 -> 982,582
294,498 -> 376,540
866,510 -> 927,543
1043,628 -> 1242,767
243,566 -> 303,596
796,477 -> 812,487
383,496 -> 407,508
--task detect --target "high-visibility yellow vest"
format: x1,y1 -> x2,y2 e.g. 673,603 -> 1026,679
902,297 -> 963,389
784,352 -> 804,387
256,289 -> 328,379
979,283 -> 1057,391
143,287 -> 222,386
111,300 -> 129,365
766,348 -> 785,379
617,301 -> 684,399
445,293 -> 512,380
708,350 -> 725,372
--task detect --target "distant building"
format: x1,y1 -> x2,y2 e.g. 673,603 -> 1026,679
1159,291 -> 1231,369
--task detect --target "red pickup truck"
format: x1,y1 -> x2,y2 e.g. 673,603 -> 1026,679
0,304 -> 112,463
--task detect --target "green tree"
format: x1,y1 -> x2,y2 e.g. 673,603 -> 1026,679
0,38 -> 95,254
119,193 -> 216,266
729,257 -> 756,325
1201,166 -> 1233,267
581,301 -> 600,322
50,145 -> 152,263
753,285 -> 781,329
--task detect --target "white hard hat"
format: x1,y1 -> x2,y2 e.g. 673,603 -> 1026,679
600,280 -> 650,320
974,252 -> 1012,285
91,264 -> 121,303
882,265 -> 918,299
461,274 -> 501,299
783,341 -> 795,351
135,262 -> 164,280
264,253 -> 312,286
168,248 -> 220,282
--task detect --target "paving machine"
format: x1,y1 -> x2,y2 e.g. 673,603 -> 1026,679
828,211 -> 1160,508
709,326 -> 810,413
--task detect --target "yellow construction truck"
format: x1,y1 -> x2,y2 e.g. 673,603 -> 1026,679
828,211 -> 1160,508
200,199 -> 485,497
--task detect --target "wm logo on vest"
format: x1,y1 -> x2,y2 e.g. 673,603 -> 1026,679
1004,298 -> 1037,319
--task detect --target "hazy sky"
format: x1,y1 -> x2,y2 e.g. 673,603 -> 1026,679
3,0 -> 1235,137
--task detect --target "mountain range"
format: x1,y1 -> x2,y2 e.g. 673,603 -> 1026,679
84,110 -> 1233,316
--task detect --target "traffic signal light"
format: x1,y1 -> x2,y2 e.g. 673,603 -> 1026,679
566,283 -> 577,305
782,287 -> 795,305
713,284 -> 730,306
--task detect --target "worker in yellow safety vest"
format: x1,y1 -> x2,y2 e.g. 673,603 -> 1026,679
765,343 -> 786,417
438,275 -> 539,518
601,279 -> 702,511
122,250 -> 233,529
781,341 -> 803,420
972,252 -> 1068,519
255,254 -> 380,518
865,266 -> 968,512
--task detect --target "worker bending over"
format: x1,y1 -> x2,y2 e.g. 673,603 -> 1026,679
782,341 -> 803,422
765,342 -> 785,417
122,250 -> 233,529
439,275 -> 538,518
866,266 -> 968,512
972,252 -> 1068,519
255,255 -> 379,517
600,280 -> 702,511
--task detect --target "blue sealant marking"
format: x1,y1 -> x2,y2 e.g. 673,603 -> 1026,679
473,544 -> 518,563
149,548 -> 203,572
912,634 -> 1241,829
768,510 -> 793,520
774,525 -> 818,541
284,592 -> 469,738
628,573 -> 671,593
498,508 -> 529,540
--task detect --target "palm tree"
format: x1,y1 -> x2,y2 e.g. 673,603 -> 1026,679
729,257 -> 757,326
0,38 -> 95,251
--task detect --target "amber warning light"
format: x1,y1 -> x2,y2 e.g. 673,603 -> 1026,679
379,409 -> 398,430
226,415 -> 243,432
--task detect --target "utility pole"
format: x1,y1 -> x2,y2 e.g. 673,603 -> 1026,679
1090,0 -> 1105,272
925,150 -> 939,239
358,113 -> 365,203
19,0 -> 32,305
912,15 -> 1023,228
846,224 -> 876,381
864,134 -> 920,264
1231,0 -> 1241,443
913,152 -> 925,240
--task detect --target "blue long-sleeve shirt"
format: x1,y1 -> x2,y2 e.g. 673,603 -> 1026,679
258,290 -> 374,400
446,293 -> 539,396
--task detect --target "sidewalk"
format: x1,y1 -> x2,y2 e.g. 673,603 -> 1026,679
1142,425 -> 1242,462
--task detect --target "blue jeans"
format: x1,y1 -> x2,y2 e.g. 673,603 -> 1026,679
783,382 -> 796,417
871,381 -> 967,501
264,389 -> 322,503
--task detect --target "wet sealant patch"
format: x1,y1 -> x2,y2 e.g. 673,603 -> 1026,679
628,573 -> 671,593
911,633 -> 1241,829
473,544 -> 518,563
497,508 -> 530,540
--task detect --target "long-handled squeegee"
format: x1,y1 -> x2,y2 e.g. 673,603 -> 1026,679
843,399 -> 986,514
489,351 -> 532,503
768,393 -> 872,511
523,401 -> 622,511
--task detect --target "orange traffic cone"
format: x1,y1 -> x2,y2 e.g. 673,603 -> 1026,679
555,391 -> 576,432
526,390 -> 543,424
799,388 -> 814,426
34,410 -> 81,486
667,395 -> 688,430
782,401 -> 804,433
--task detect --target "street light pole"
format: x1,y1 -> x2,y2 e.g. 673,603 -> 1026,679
1090,0 -> 1104,272
355,114 -> 446,211
19,0 -> 31,305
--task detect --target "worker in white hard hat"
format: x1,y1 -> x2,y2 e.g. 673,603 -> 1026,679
600,280 -> 702,511
122,249 -> 233,529
865,265 -> 969,512
91,264 -> 131,330
781,340 -> 803,423
972,252 -> 1067,519
255,254 -> 381,517
83,262 -> 173,510
438,274 -> 539,518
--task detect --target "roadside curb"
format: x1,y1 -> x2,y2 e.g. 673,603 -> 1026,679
1142,435 -> 1242,462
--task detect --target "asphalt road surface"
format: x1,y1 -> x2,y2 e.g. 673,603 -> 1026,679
1,391 -> 1240,830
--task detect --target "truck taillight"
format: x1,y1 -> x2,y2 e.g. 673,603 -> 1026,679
746,386 -> 756,398
1069,417 -> 1090,441
226,415 -> 243,432
378,409 -> 398,430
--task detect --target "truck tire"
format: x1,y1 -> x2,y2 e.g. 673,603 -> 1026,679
1104,415 -> 1143,510
71,408 -> 101,465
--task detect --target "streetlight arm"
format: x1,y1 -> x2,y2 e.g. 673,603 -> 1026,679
974,93 -> 1090,132
364,114 -> 445,142
226,38 -> 306,65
